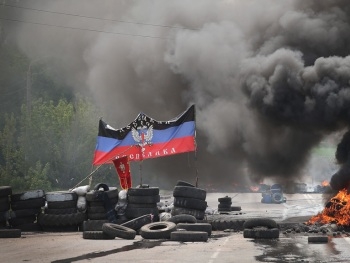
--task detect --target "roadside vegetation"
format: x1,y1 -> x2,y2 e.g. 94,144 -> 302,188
0,41 -> 115,192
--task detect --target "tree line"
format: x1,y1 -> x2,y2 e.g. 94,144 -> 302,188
0,43 -> 117,192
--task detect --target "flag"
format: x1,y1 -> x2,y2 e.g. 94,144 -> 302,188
113,156 -> 132,189
93,104 -> 196,165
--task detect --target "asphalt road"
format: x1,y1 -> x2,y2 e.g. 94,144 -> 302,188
2,192 -> 350,263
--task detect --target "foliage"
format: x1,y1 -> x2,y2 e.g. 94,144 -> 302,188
0,44 -> 109,192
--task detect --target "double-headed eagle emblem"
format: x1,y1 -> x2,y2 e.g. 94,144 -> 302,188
131,125 -> 153,148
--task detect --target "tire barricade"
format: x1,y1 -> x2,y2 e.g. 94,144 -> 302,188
171,183 -> 207,220
125,186 -> 160,222
39,191 -> 85,232
0,186 -> 11,229
10,189 -> 45,231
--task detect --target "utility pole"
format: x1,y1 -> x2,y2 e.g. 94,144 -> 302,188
26,62 -> 32,115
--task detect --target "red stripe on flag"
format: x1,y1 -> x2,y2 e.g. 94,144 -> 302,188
93,136 -> 195,165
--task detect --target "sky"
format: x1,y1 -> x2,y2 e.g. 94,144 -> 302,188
3,0 -> 350,190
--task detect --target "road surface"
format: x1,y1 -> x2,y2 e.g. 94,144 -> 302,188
2,192 -> 350,263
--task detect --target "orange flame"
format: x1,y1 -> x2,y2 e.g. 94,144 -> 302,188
250,186 -> 260,192
321,180 -> 330,187
307,189 -> 350,226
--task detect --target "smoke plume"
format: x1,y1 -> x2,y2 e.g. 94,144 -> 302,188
4,0 -> 350,190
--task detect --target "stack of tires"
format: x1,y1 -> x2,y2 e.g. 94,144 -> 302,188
218,196 -> 241,213
10,190 -> 45,231
243,218 -> 279,239
85,183 -> 119,222
125,186 -> 160,222
171,181 -> 207,220
38,191 -> 86,231
0,186 -> 11,228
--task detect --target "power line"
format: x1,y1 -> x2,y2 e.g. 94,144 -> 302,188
0,17 -> 173,40
2,3 -> 198,31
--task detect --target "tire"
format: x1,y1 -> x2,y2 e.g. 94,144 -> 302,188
38,212 -> 86,226
308,236 -> 329,243
82,220 -> 109,231
272,192 -> 284,203
47,200 -> 76,209
171,231 -> 208,242
0,186 -> 12,198
121,214 -> 153,231
0,229 -> 21,238
13,208 -> 41,217
11,198 -> 45,210
102,223 -> 136,239
171,206 -> 205,220
243,228 -> 279,239
176,181 -> 195,187
87,206 -> 105,214
167,214 -> 197,224
9,216 -> 36,226
243,218 -> 278,229
218,196 -> 232,203
11,190 -> 45,201
42,225 -> 78,232
127,195 -> 160,204
87,212 -> 107,220
218,203 -> 231,209
140,221 -> 176,239
45,191 -> 78,202
86,189 -> 119,202
176,223 -> 212,236
231,206 -> 242,211
15,222 -> 42,231
0,201 -> 10,211
127,203 -> 158,209
87,198 -> 118,207
44,208 -> 77,215
127,187 -> 159,196
173,186 -> 206,200
173,197 -> 207,210
93,183 -> 109,191
82,231 -> 114,240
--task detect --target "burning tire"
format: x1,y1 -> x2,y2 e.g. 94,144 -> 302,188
140,221 -> 176,239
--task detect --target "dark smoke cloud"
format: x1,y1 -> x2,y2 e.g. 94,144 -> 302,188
4,0 -> 350,190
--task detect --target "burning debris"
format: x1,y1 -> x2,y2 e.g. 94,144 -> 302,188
308,189 -> 350,227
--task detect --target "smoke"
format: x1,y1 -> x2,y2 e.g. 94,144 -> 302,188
4,0 -> 350,190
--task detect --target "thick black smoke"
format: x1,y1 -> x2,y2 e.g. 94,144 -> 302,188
3,0 -> 350,190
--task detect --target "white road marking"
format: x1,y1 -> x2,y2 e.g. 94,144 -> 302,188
208,236 -> 230,263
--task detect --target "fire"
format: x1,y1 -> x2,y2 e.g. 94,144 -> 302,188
307,189 -> 350,226
250,185 -> 260,192
321,180 -> 330,187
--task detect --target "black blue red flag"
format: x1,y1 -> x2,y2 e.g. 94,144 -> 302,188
92,105 -> 196,165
